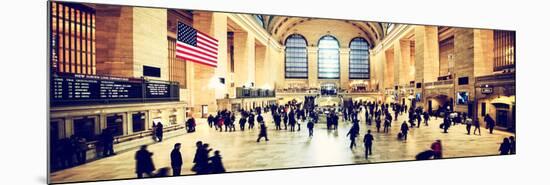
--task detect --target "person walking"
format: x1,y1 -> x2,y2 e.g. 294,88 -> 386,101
135,145 -> 155,178
375,116 -> 381,133
207,114 -> 214,128
248,114 -> 255,130
170,143 -> 183,176
346,123 -> 359,149
431,140 -> 443,159
208,150 -> 226,174
465,117 -> 473,135
423,111 -> 430,126
485,114 -> 496,134
307,118 -> 314,137
363,130 -> 374,159
256,122 -> 269,142
400,121 -> 409,140
473,119 -> 481,135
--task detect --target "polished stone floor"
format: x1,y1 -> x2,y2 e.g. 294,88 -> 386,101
50,113 -> 515,184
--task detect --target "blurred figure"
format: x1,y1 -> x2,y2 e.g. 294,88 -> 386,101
156,122 -> 164,142
209,150 -> 226,174
135,145 -> 155,178
499,138 -> 511,155
415,150 -> 435,160
485,114 -> 496,134
192,142 -> 211,174
509,136 -> 516,154
76,136 -> 88,165
307,118 -> 314,137
473,119 -> 481,135
257,122 -> 269,142
154,167 -> 170,177
151,122 -> 157,141
170,143 -> 183,176
207,114 -> 214,128
101,128 -> 115,157
400,121 -> 409,140
186,116 -> 196,133
431,140 -> 443,159
346,123 -> 360,149
465,116 -> 473,135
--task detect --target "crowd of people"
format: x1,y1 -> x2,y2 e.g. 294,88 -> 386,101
52,96 -> 515,175
134,140 -> 227,178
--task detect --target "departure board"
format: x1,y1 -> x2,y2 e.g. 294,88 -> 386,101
51,73 -> 179,106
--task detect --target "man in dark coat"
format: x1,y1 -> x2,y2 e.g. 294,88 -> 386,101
400,121 -> 409,140
257,122 -> 269,142
363,130 -> 374,159
170,143 -> 183,176
135,145 -> 155,178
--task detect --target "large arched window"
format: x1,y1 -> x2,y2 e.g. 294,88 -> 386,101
349,37 -> 370,79
318,35 -> 340,79
285,34 -> 308,78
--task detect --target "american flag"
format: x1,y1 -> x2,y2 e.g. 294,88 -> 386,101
176,22 -> 219,67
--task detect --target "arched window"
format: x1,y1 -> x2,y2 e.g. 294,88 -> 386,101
349,37 -> 370,79
285,34 -> 308,78
318,35 -> 340,79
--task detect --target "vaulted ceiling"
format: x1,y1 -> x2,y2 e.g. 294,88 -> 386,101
253,15 -> 390,47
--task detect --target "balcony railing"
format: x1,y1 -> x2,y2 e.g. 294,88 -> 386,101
476,72 -> 515,82
236,87 -> 275,98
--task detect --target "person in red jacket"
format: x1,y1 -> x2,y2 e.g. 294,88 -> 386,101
431,140 -> 443,159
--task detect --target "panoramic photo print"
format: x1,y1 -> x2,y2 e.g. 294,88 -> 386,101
48,1 -> 516,184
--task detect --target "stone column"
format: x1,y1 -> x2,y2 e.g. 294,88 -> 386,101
339,48 -> 350,88
307,46 -> 318,87
132,7 -> 168,80
191,12 -> 217,116
126,112 -> 133,135
233,32 -> 254,88
453,28 -> 475,113
255,44 -> 267,88
414,26 -> 439,84
399,40 -> 412,85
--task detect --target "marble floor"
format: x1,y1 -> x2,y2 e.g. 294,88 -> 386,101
50,113 -> 515,184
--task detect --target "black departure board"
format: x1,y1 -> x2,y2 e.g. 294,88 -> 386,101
51,73 -> 179,106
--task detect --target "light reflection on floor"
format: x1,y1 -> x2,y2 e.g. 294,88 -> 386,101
50,113 -> 514,184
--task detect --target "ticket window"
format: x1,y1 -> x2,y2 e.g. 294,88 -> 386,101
73,117 -> 97,141
169,115 -> 177,125
106,114 -> 124,136
132,113 -> 146,132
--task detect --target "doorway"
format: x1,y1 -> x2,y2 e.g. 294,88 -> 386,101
496,110 -> 508,127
